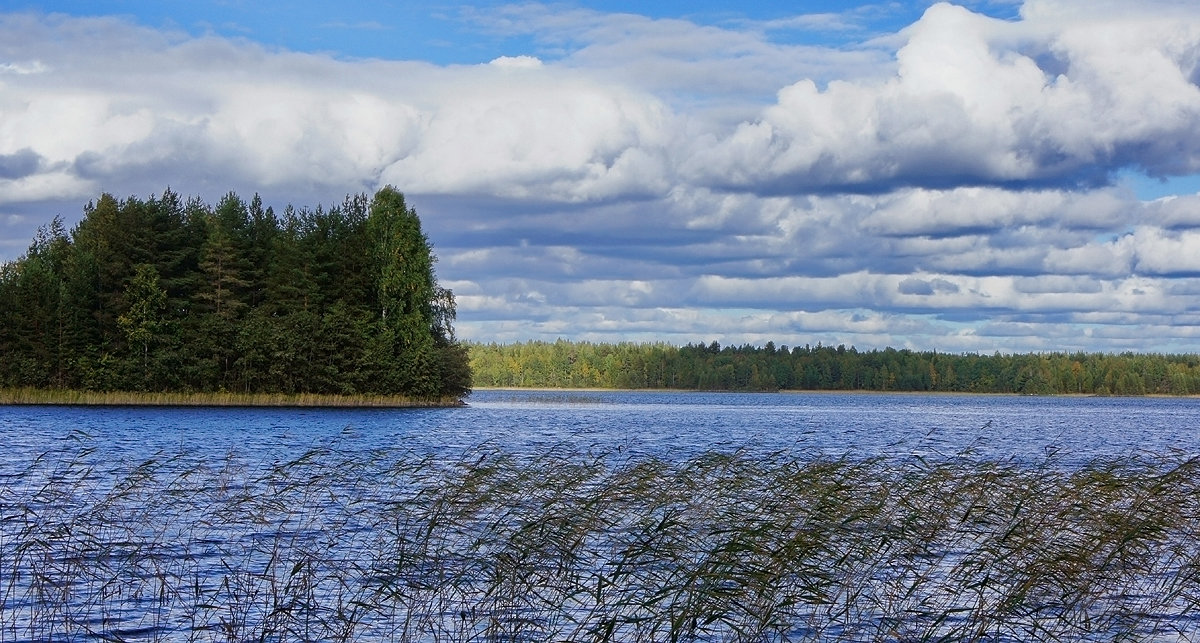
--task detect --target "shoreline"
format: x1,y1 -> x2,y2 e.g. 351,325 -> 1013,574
0,388 -> 466,408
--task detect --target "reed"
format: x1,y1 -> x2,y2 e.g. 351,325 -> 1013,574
2,436 -> 1199,641
0,387 -> 464,407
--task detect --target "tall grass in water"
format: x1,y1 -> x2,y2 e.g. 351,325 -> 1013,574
3,435 -> 1200,641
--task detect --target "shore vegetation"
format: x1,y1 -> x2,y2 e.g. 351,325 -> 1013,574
470,339 -> 1200,395
0,387 -> 462,407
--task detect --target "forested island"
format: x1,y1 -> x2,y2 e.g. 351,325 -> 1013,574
0,187 -> 470,403
469,340 -> 1200,395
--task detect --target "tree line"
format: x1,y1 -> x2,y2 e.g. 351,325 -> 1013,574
469,340 -> 1200,395
0,187 -> 470,399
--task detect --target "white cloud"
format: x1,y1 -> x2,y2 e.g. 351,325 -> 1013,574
488,55 -> 543,69
0,60 -> 46,74
205,84 -> 424,186
1147,194 -> 1200,228
379,73 -> 674,201
0,172 -> 95,205
1131,228 -> 1200,275
862,187 -> 1069,237
1043,239 -> 1135,276
685,1 -> 1200,192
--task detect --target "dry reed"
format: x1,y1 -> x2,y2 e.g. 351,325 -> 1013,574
0,388 -> 463,408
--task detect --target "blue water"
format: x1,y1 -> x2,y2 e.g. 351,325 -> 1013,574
2,390 -> 1198,465
4,390 -> 1200,641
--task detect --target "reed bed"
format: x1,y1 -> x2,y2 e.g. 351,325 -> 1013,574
3,435 -> 1200,641
0,388 -> 462,407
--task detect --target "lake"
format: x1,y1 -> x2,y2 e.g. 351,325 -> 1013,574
3,390 -> 1200,466
3,390 -> 1200,641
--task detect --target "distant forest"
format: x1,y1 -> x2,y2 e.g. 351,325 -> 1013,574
0,187 -> 470,399
469,340 -> 1200,395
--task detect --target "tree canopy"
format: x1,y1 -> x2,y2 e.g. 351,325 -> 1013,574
469,339 -> 1200,396
0,187 -> 471,399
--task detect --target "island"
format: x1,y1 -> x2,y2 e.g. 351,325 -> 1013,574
0,187 -> 471,406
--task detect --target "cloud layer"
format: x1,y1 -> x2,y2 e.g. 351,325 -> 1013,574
5,1 -> 1200,352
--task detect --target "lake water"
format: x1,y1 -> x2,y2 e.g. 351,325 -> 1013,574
3,389 -> 1198,466
4,390 -> 1200,641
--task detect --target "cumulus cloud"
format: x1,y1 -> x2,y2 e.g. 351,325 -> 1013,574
0,15 -> 681,219
378,72 -> 674,201
1130,228 -> 1200,275
488,55 -> 543,69
685,1 -> 1200,193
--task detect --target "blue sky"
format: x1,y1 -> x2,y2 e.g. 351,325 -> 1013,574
17,1 -> 1018,62
5,0 -> 1200,353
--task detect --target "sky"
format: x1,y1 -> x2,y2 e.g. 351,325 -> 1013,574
5,1 -> 1200,353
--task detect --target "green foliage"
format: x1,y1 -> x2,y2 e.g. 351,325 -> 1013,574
116,263 -> 167,388
470,340 -> 1200,395
0,187 -> 471,399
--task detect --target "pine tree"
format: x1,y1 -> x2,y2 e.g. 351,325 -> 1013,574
117,263 -> 167,389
